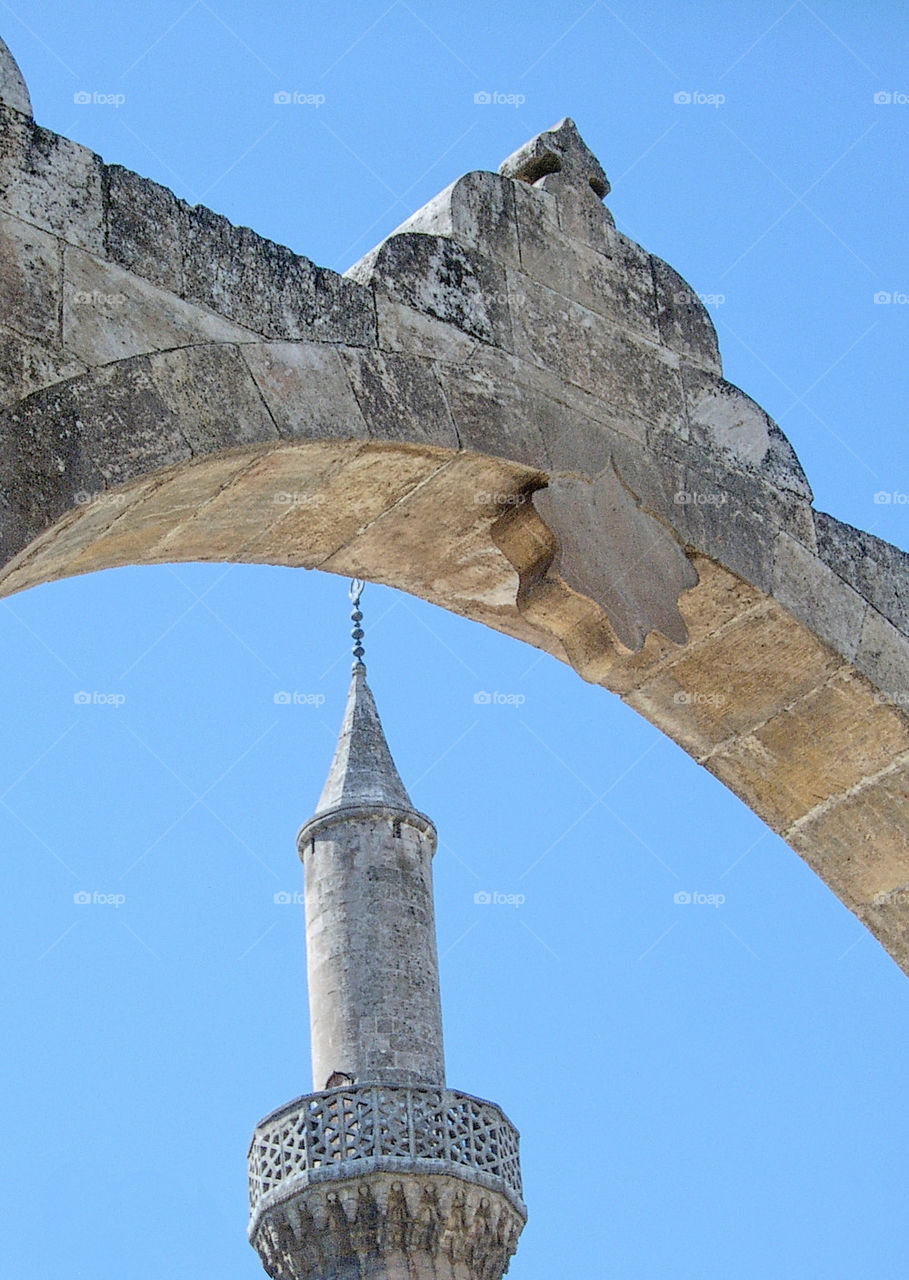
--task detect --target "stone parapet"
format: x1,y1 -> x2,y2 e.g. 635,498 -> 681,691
249,1084 -> 525,1280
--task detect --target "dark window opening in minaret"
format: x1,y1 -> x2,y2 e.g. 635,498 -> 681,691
393,819 -> 402,839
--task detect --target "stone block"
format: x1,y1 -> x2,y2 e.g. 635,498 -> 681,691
646,446 -> 816,593
854,606 -> 909,698
814,509 -> 909,637
707,669 -> 909,832
0,379 -> 110,550
856,894 -> 909,974
68,358 -> 195,486
599,554 -> 767,697
626,601 -> 843,759
509,274 -> 685,436
681,365 -> 812,500
789,757 -> 909,906
0,105 -> 103,252
15,473 -> 165,582
319,451 -> 531,606
0,328 -> 84,408
384,170 -> 521,268
532,466 -> 697,651
641,449 -> 778,592
0,213 -> 60,344
79,449 -> 282,570
104,163 -> 185,294
509,197 -> 661,344
242,341 -> 368,442
374,294 -> 481,363
337,349 -> 458,448
236,441 -> 447,568
0,36 -> 32,117
351,232 -> 513,348
651,255 -> 722,374
511,175 -> 561,260
436,349 -> 555,469
63,246 -> 256,366
182,202 -> 375,345
144,345 -> 279,456
772,532 -> 868,663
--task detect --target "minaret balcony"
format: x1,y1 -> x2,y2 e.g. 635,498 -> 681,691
248,1083 -> 525,1235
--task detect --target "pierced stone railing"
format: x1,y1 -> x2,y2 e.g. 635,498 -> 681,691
248,1083 -> 524,1227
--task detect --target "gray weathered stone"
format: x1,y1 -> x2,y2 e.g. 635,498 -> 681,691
338,349 -> 458,448
182,201 -> 376,345
855,606 -> 909,698
242,341 -> 369,441
772,531 -> 867,661
682,365 -> 812,500
0,212 -> 61,344
814,509 -> 909,636
104,164 -> 186,294
63,245 -> 258,365
0,36 -> 30,117
350,232 -> 513,348
0,104 -> 103,253
651,255 -> 722,375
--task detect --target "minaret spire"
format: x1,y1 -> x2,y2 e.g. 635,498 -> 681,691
314,583 -> 414,819
247,580 -> 526,1280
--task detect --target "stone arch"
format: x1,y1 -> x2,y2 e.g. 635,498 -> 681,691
1,45 -> 907,972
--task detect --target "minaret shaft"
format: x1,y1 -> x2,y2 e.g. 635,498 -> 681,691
300,804 -> 445,1088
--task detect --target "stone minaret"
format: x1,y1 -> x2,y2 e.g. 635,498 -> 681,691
247,584 -> 526,1280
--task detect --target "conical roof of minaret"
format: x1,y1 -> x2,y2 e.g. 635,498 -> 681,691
313,662 -> 415,817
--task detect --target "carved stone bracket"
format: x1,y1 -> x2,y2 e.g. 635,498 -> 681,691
252,1172 -> 524,1280
492,462 -> 697,682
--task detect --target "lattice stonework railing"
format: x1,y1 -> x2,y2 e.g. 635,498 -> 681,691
248,1084 -> 523,1210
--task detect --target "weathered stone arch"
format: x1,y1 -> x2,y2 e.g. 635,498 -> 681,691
1,38 -> 907,972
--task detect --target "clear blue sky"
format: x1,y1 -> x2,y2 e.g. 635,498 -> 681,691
2,3 -> 908,1277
